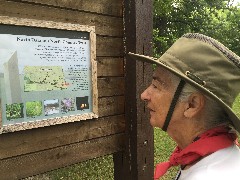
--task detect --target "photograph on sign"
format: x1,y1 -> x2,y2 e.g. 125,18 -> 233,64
0,21 -> 97,133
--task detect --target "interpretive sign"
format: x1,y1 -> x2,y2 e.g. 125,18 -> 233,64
0,17 -> 98,133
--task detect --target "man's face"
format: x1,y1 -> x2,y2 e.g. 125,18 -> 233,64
141,66 -> 175,128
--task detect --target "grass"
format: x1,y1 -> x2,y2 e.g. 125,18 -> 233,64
26,95 -> 240,180
46,156 -> 114,180
154,129 -> 178,180
25,156 -> 114,180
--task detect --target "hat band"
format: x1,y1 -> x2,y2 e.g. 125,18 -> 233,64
162,80 -> 186,131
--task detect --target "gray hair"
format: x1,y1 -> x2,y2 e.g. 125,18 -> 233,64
169,73 -> 231,129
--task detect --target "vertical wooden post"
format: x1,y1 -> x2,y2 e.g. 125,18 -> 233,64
114,0 -> 154,179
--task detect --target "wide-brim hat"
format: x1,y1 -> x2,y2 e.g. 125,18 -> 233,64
129,33 -> 240,132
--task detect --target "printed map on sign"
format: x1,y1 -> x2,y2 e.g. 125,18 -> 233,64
24,66 -> 68,92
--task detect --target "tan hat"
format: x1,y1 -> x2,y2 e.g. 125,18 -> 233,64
129,33 -> 240,132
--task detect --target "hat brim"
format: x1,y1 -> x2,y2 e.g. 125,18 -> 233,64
128,52 -> 240,133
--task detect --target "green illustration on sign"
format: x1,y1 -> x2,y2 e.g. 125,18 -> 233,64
24,66 -> 68,92
26,101 -> 42,117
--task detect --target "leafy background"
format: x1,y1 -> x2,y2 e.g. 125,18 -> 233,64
154,0 -> 240,57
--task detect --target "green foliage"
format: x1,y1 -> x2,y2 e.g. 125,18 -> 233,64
6,103 -> 24,120
154,0 -> 240,56
26,101 -> 42,117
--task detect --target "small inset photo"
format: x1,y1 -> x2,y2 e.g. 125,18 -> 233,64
26,101 -> 42,118
61,98 -> 75,113
76,96 -> 89,110
6,103 -> 24,120
44,99 -> 59,116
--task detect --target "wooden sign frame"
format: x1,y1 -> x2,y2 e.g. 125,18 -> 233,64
0,16 -> 98,134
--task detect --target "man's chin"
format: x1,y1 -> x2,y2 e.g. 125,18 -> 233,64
149,119 -> 157,127
149,118 -> 163,129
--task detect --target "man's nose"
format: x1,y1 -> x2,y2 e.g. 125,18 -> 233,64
141,88 -> 150,101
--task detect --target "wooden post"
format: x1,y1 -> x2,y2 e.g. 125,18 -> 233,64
114,0 -> 154,179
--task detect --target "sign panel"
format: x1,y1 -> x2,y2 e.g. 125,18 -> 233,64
0,17 -> 97,133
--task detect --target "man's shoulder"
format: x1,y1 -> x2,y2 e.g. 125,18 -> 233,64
215,144 -> 240,164
179,145 -> 240,180
195,144 -> 240,165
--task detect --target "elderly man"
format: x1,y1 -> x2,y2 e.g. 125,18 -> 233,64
129,33 -> 240,180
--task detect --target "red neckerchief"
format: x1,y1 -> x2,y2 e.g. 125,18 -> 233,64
154,126 -> 238,179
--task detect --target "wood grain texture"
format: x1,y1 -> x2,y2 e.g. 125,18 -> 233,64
0,133 -> 125,179
97,57 -> 124,77
0,0 -> 123,36
98,77 -> 124,97
96,36 -> 124,56
0,115 -> 125,159
0,0 -> 126,178
115,0 -> 154,180
98,96 -> 124,117
16,0 -> 123,17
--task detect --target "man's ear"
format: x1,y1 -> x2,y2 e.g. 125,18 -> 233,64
183,93 -> 205,118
